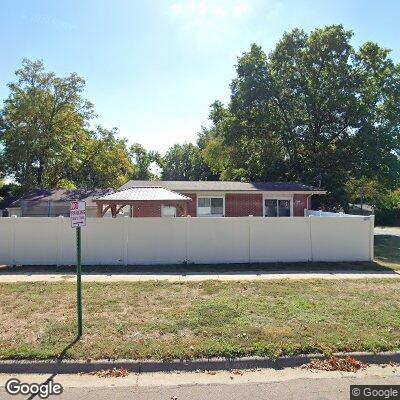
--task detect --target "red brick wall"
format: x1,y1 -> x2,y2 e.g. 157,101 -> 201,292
181,193 -> 197,217
129,193 -> 309,217
131,201 -> 161,217
131,201 -> 191,217
225,194 -> 263,217
293,194 -> 309,217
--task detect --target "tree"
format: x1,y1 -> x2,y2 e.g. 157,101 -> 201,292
353,42 -> 400,189
75,127 -> 135,189
202,25 -> 400,208
129,143 -> 160,180
0,59 -> 94,188
0,59 -> 140,190
161,141 -> 218,180
0,182 -> 24,200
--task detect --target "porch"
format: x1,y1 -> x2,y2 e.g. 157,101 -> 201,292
94,187 -> 191,218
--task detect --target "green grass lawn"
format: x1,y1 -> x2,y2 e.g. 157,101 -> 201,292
1,279 -> 399,360
374,235 -> 400,269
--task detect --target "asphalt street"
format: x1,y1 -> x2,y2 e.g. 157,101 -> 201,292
10,377 -> 400,400
1,365 -> 399,400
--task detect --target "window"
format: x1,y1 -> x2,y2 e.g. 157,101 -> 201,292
265,199 -> 277,217
162,205 -> 176,217
264,199 -> 291,217
197,197 -> 224,216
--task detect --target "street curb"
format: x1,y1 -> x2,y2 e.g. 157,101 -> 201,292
0,352 -> 399,374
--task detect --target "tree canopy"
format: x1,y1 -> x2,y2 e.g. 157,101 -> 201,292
161,141 -> 218,181
1,25 -> 399,211
0,59 -> 93,188
0,59 -> 153,190
129,143 -> 160,180
196,25 -> 400,207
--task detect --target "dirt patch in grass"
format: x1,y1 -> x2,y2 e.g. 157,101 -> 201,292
0,279 -> 399,360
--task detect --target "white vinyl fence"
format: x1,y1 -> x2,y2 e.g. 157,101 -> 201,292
0,215 -> 374,266
305,210 -> 358,217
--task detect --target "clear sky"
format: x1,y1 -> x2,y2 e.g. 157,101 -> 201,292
1,0 -> 399,154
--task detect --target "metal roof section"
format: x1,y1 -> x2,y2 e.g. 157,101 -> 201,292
95,187 -> 192,202
119,180 -> 326,193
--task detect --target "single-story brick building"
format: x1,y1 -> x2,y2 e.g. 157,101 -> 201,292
94,181 -> 326,218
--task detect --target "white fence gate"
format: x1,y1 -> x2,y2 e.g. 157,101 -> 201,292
0,215 -> 374,266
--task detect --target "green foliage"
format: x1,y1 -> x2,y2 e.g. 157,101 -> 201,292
0,183 -> 24,199
0,59 -> 94,188
76,127 -> 134,189
200,133 -> 230,178
53,179 -> 76,189
353,43 -> 400,189
129,143 -> 160,180
198,25 -> 400,208
374,189 -> 400,226
346,177 -> 388,207
0,59 -> 149,190
161,141 -> 217,180
346,177 -> 400,225
3,25 -> 399,206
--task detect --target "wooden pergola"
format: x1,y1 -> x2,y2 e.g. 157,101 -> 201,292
94,187 -> 191,218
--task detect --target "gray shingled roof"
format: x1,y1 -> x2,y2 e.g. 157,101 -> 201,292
96,187 -> 191,202
0,196 -> 19,210
7,188 -> 114,208
119,180 -> 325,192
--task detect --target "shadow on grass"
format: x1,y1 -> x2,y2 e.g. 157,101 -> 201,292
0,261 -> 397,276
26,335 -> 80,400
375,235 -> 400,265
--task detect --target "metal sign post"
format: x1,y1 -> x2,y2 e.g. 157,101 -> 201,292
70,201 -> 86,337
76,226 -> 82,337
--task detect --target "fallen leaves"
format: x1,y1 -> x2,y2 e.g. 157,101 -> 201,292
302,356 -> 366,372
87,368 -> 130,378
230,369 -> 243,375
194,369 -> 217,375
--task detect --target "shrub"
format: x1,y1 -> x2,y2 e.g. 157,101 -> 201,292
374,189 -> 400,226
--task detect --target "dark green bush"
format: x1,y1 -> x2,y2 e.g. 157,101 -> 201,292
375,208 -> 400,226
374,189 -> 400,226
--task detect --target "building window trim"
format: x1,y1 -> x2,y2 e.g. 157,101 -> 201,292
197,195 -> 225,217
161,205 -> 176,217
262,195 -> 293,217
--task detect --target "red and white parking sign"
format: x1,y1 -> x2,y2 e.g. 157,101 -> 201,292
70,201 -> 86,228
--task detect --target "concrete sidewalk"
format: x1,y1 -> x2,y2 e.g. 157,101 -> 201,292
0,270 -> 399,282
375,226 -> 400,236
1,364 -> 399,400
